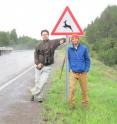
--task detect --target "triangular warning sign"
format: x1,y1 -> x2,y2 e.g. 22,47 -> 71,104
51,6 -> 84,36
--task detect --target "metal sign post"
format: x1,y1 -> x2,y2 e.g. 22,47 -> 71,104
66,35 -> 70,100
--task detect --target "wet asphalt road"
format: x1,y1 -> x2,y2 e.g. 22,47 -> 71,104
0,50 -> 34,86
0,50 -> 43,124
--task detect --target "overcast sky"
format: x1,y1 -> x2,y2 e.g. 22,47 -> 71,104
0,0 -> 116,39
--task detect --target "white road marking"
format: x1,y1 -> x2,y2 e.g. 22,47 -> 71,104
0,66 -> 34,92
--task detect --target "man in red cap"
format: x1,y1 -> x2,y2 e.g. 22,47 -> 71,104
68,34 -> 91,108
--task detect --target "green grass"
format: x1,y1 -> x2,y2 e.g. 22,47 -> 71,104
43,54 -> 117,124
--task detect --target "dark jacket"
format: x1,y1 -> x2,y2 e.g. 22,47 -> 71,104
68,43 -> 91,73
34,39 -> 64,65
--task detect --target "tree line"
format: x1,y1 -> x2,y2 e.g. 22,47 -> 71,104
0,29 -> 39,49
85,5 -> 117,66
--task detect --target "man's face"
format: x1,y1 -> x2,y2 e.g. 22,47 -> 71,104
71,37 -> 79,46
41,32 -> 49,41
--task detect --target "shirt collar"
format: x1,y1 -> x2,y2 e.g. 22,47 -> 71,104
43,39 -> 49,42
70,43 -> 80,49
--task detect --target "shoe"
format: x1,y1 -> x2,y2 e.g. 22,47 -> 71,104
37,97 -> 43,103
82,103 -> 89,110
31,95 -> 34,101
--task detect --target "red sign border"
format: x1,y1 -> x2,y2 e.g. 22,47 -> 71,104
51,6 -> 84,35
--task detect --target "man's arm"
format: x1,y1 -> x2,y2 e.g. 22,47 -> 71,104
34,47 -> 39,65
51,38 -> 66,49
85,47 -> 91,72
34,46 -> 43,70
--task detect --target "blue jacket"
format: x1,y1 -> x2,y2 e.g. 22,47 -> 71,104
68,43 -> 90,73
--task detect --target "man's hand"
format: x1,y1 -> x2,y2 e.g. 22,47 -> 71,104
60,39 -> 65,45
36,63 -> 43,70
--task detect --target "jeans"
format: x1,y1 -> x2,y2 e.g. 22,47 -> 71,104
30,65 -> 51,97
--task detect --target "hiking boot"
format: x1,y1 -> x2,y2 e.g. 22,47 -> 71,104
37,96 -> 43,103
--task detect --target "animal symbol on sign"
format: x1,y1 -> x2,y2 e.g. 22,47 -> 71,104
63,20 -> 73,32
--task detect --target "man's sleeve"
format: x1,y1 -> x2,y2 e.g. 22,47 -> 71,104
85,47 -> 91,72
34,46 -> 39,65
52,38 -> 66,49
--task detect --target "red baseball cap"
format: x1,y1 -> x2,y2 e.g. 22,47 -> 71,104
71,34 -> 80,40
